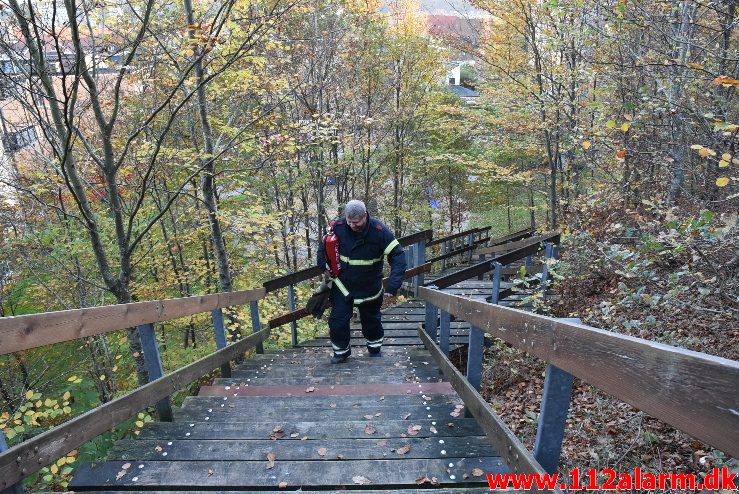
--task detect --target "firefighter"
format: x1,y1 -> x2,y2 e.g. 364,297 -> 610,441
317,200 -> 407,363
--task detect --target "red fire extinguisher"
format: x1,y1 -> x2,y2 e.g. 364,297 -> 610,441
323,222 -> 341,277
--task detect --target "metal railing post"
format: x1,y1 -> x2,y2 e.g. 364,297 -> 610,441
250,300 -> 264,354
491,261 -> 502,305
466,325 -> 484,391
424,300 -> 438,338
211,309 -> 231,378
413,239 -> 426,297
533,318 -> 578,474
467,232 -> 474,263
288,283 -> 298,346
0,432 -> 22,494
477,254 -> 486,280
441,241 -> 449,270
439,309 -> 451,356
136,323 -> 173,421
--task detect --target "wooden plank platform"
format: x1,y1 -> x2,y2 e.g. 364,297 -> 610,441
69,259 -> 542,492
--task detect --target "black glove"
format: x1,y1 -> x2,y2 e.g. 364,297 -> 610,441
306,280 -> 332,319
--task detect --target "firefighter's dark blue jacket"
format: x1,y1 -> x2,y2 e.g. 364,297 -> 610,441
317,216 -> 407,301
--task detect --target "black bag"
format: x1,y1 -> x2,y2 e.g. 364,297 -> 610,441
306,280 -> 332,319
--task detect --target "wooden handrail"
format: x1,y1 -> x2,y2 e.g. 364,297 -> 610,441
477,234 -> 547,255
398,229 -> 433,247
427,226 -> 487,247
0,328 -> 270,489
0,288 -> 266,356
426,236 -> 490,264
487,227 -> 534,246
419,287 -> 739,458
428,233 -> 560,289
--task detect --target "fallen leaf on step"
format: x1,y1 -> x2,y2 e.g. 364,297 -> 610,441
352,475 -> 371,485
116,470 -> 127,480
266,452 -> 276,469
317,447 -> 327,457
472,468 -> 484,477
415,475 -> 439,485
402,413 -> 411,419
429,426 -> 437,433
207,469 -> 214,477
395,444 -> 411,455
364,414 -> 374,420
365,424 -> 377,435
154,446 -> 163,452
407,425 -> 422,435
122,463 -> 131,470
376,440 -> 387,447
278,481 -> 288,488
305,386 -> 315,393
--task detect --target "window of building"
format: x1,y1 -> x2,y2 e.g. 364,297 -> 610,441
448,77 -> 456,85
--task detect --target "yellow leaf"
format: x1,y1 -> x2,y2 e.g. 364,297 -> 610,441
698,147 -> 716,157
57,458 -> 66,467
713,75 -> 739,86
35,400 -> 42,408
25,390 -> 33,400
135,421 -> 144,428
722,153 -> 732,161
690,144 -> 703,150
620,122 -> 630,132
719,160 -> 729,168
605,120 -> 616,129
687,62 -> 704,70
581,140 -> 591,149
68,376 -> 77,382
50,464 -> 58,475
99,375 -> 106,381
716,177 -> 730,187
63,391 -> 70,401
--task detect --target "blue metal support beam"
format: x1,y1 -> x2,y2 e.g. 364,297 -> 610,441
0,432 -> 22,494
288,283 -> 298,346
413,240 -> 426,297
424,300 -> 438,339
250,300 -> 264,354
491,261 -> 502,305
465,325 -> 484,391
211,309 -> 231,378
533,317 -> 579,474
136,323 -> 173,422
439,309 -> 451,356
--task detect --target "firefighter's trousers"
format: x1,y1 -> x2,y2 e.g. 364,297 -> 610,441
328,286 -> 383,356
